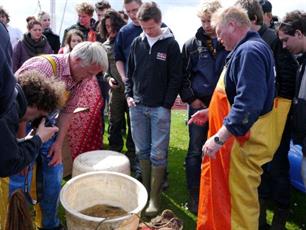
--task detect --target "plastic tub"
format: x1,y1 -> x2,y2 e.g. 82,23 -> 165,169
72,150 -> 130,177
288,142 -> 306,193
60,171 -> 148,230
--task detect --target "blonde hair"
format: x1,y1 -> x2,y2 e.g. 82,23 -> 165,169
37,11 -> 49,22
197,0 -> 222,18
211,6 -> 251,29
70,41 -> 108,71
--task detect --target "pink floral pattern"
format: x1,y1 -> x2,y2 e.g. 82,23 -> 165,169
66,76 -> 104,159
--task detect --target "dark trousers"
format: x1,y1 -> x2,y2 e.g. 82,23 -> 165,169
96,75 -> 109,135
258,116 -> 292,209
185,107 -> 208,191
108,89 -> 134,153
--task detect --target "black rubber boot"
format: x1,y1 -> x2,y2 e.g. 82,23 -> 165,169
270,208 -> 289,230
259,199 -> 270,230
188,188 -> 199,215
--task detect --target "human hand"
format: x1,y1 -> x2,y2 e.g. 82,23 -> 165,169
188,108 -> 208,126
127,97 -> 136,107
190,99 -> 206,109
19,166 -> 29,176
121,76 -> 128,83
108,78 -> 119,89
36,118 -> 59,143
202,135 -> 223,159
48,141 -> 62,166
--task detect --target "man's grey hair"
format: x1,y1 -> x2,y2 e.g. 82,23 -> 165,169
211,6 -> 251,29
70,41 -> 108,71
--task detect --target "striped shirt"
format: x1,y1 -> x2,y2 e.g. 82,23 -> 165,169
15,54 -> 87,113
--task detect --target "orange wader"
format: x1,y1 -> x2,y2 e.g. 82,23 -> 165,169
196,69 -> 291,230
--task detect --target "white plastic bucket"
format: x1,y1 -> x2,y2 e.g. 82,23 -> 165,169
72,150 -> 130,177
60,171 -> 148,230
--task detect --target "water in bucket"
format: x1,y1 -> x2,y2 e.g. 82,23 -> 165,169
80,204 -> 128,218
60,171 -> 148,230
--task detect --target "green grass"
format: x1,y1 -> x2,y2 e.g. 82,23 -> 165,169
60,110 -> 306,229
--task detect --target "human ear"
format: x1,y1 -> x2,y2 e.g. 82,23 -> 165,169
228,22 -> 235,33
295,30 -> 303,38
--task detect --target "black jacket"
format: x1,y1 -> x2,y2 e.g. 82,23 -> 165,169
292,54 -> 306,153
0,85 -> 42,177
43,29 -> 60,54
62,19 -> 96,45
258,25 -> 299,99
0,22 -> 16,117
180,27 -> 228,105
125,28 -> 182,109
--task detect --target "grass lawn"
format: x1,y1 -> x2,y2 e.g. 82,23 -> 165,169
60,110 -> 306,229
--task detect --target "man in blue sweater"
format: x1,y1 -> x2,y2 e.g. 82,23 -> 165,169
235,1 -> 299,228
190,6 -> 289,229
114,0 -> 143,179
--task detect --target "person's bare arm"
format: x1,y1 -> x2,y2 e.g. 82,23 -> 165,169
48,112 -> 73,166
188,108 -> 209,126
115,60 -> 127,83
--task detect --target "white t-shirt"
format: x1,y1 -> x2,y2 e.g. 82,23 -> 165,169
146,34 -> 161,48
7,25 -> 23,49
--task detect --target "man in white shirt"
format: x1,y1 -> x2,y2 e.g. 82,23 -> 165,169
0,6 -> 23,48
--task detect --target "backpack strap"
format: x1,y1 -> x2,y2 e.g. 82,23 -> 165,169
40,55 -> 57,76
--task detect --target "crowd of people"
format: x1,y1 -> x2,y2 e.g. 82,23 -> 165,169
0,0 -> 306,229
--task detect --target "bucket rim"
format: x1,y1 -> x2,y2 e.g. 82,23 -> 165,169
72,150 -> 130,176
60,171 -> 148,223
74,150 -> 130,158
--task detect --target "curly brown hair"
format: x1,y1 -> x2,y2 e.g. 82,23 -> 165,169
279,10 -> 306,36
75,2 -> 94,16
17,70 -> 67,113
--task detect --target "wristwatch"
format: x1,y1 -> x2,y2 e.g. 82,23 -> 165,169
214,136 -> 225,146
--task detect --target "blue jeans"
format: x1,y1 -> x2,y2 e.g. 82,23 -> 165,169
39,136 -> 63,229
9,117 -> 62,229
129,105 -> 171,167
185,107 -> 208,191
9,134 -> 63,229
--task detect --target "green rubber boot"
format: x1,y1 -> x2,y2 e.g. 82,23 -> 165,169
144,166 -> 166,217
139,160 -> 151,193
